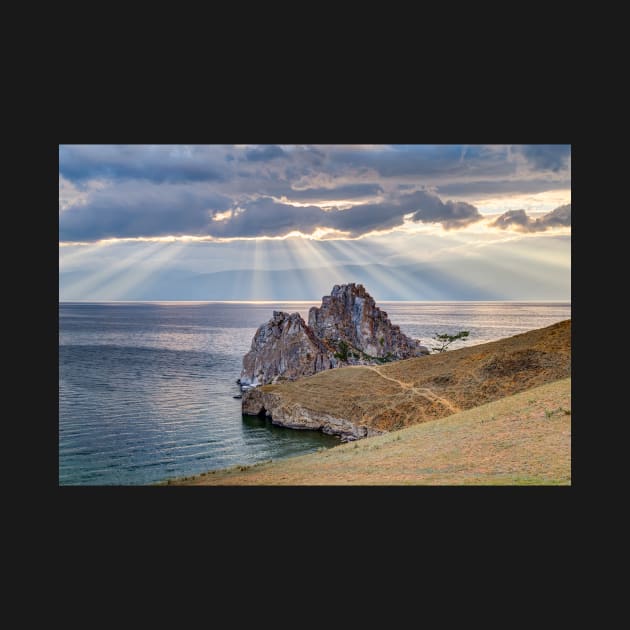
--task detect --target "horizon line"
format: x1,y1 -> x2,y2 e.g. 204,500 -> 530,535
58,299 -> 572,304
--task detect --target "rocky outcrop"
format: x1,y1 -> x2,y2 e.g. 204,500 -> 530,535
242,386 -> 384,442
309,283 -> 429,360
240,311 -> 336,387
242,319 -> 571,441
240,283 -> 429,388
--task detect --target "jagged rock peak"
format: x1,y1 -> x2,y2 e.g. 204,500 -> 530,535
240,283 -> 429,387
308,283 -> 427,360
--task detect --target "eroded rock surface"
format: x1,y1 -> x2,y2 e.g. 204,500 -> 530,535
240,311 -> 336,387
240,283 -> 429,387
308,283 -> 429,360
242,386 -> 384,442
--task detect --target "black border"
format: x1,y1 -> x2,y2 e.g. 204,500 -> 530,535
54,112 -> 575,551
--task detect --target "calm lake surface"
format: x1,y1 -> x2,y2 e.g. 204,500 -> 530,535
59,301 -> 570,485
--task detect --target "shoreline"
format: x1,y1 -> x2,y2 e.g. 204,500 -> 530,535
158,319 -> 571,485
159,377 -> 571,486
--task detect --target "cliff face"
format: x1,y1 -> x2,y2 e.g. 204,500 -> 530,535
308,283 -> 427,360
242,387 -> 384,441
240,283 -> 428,387
240,311 -> 336,387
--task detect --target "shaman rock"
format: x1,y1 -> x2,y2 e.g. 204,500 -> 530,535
240,311 -> 336,387
308,283 -> 429,359
240,284 -> 429,387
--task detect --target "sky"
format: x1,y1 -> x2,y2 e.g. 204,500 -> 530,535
59,144 -> 571,301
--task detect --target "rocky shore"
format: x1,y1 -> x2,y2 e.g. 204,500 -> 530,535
242,386 -> 384,442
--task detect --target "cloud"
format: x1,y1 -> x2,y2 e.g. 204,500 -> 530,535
208,190 -> 483,239
282,183 -> 384,202
436,178 -> 572,198
59,145 -> 571,242
327,201 -> 408,236
207,197 -> 366,239
59,182 -> 232,242
492,209 -> 531,230
59,178 -> 488,242
539,203 -> 571,227
60,145 -> 572,192
244,145 -> 287,161
59,145 -> 228,183
209,197 -> 324,238
327,144 -> 517,179
519,145 -> 570,172
491,204 -> 571,232
403,190 -> 482,229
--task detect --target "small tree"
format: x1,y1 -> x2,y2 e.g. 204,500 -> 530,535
334,340 -> 349,361
431,330 -> 470,353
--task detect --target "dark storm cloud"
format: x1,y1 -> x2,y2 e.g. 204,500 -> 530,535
492,204 -> 571,232
519,145 -> 570,172
59,183 -> 232,241
59,145 -> 227,183
244,145 -> 287,161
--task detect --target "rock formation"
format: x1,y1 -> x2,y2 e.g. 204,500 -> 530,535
242,387 -> 385,442
308,283 -> 426,360
239,311 -> 337,388
240,283 -> 429,387
242,319 -> 571,441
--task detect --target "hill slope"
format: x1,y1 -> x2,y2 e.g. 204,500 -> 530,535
169,378 -> 571,485
243,319 -> 571,438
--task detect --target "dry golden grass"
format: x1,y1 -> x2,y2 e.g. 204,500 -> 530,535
168,377 -> 571,486
254,319 -> 570,432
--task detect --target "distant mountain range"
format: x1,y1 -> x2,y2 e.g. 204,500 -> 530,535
60,260 -> 570,301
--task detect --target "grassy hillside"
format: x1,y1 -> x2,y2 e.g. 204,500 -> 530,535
249,319 -> 570,433
167,378 -> 571,485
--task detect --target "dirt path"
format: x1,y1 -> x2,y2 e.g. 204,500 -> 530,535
364,365 -> 460,414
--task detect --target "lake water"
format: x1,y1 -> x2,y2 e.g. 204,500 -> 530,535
59,301 -> 570,485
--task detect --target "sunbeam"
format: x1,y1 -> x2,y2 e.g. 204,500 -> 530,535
247,237 -> 266,301
59,243 -> 102,268
61,240 -> 167,300
59,144 -> 570,302
281,238 -> 327,298
327,239 -> 420,300
106,241 -> 190,300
